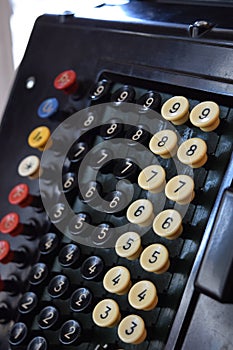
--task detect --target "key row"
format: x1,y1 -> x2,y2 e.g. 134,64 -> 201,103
93,299 -> 147,344
90,79 -> 221,132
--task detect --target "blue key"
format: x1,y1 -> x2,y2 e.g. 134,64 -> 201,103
37,98 -> 59,118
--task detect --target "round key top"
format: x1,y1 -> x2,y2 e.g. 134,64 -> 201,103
59,320 -> 82,345
125,125 -> 150,146
54,69 -> 78,94
127,199 -> 154,227
100,119 -> 124,140
165,174 -> 195,204
58,244 -> 81,268
49,202 -> 68,224
68,141 -> 89,164
28,126 -> 51,151
140,243 -> 170,274
27,336 -> 47,350
70,287 -> 93,313
37,97 -> 59,118
161,96 -> 189,125
0,213 -> 23,236
48,275 -> 69,299
128,280 -> 158,311
69,213 -> 91,236
149,129 -> 178,158
177,137 -> 208,168
118,314 -> 147,344
9,322 -> 28,346
38,306 -> 59,330
111,85 -> 135,104
190,101 -> 220,131
114,158 -> 139,181
39,233 -> 59,256
90,79 -> 111,102
103,266 -> 132,295
138,165 -> 166,193
18,292 -> 38,315
29,263 -> 48,286
92,299 -> 121,328
8,183 -> 42,209
81,256 -> 104,281
115,231 -> 142,260
0,241 -> 27,265
0,240 -> 11,262
18,155 -> 40,179
92,222 -> 113,247
137,91 -> 161,112
153,209 -> 183,239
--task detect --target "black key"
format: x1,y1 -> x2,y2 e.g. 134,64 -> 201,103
68,141 -> 89,164
92,222 -> 113,246
59,320 -> 82,345
69,212 -> 91,236
9,322 -> 28,346
103,191 -> 127,216
48,275 -> 69,299
137,91 -> 162,112
49,202 -> 68,224
88,148 -> 113,173
62,172 -> 78,202
125,125 -> 150,147
114,158 -> 139,181
90,79 -> 112,102
29,263 -> 48,286
27,337 -> 47,350
111,85 -> 135,104
18,292 -> 38,315
80,181 -> 102,205
70,287 -> 93,312
58,244 -> 81,268
39,233 -> 59,256
38,306 -> 59,330
99,119 -> 124,140
81,256 -> 104,281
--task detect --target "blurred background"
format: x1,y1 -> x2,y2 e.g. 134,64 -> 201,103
0,0 -> 129,118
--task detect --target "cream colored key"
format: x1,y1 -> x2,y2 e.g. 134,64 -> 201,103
28,126 -> 51,151
92,299 -> 121,328
138,165 -> 166,193
165,174 -> 195,204
18,155 -> 40,180
153,209 -> 183,239
126,199 -> 154,227
103,266 -> 132,295
128,280 -> 158,311
177,137 -> 207,168
149,130 -> 178,159
140,243 -> 170,274
161,96 -> 189,125
115,232 -> 142,260
190,101 -> 220,131
118,314 -> 147,344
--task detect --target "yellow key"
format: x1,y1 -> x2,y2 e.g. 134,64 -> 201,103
92,299 -> 121,328
153,209 -> 183,240
165,174 -> 195,204
177,137 -> 208,168
103,266 -> 132,295
118,314 -> 147,344
138,165 -> 166,193
161,96 -> 189,125
115,232 -> 142,260
126,199 -> 154,227
190,101 -> 220,132
128,280 -> 158,311
149,130 -> 178,159
28,126 -> 51,151
140,243 -> 170,274
17,155 -> 40,180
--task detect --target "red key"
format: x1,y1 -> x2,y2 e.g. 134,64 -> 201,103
0,240 -> 26,265
54,70 -> 78,94
0,213 -> 23,236
8,184 -> 42,209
